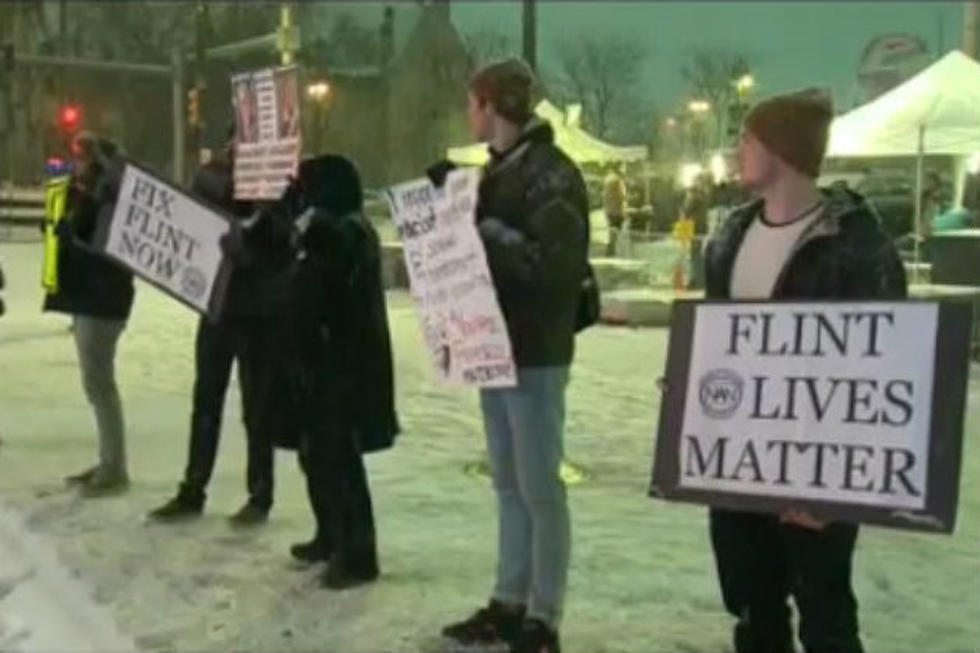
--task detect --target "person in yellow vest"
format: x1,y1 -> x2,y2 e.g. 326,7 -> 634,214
43,133 -> 135,498
41,175 -> 70,296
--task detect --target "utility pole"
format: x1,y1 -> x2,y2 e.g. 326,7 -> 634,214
522,0 -> 537,71
171,46 -> 186,184
964,0 -> 980,60
277,2 -> 300,66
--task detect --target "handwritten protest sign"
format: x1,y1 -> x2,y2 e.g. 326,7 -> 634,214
95,163 -> 232,319
386,168 -> 516,388
651,300 -> 972,532
232,66 -> 301,200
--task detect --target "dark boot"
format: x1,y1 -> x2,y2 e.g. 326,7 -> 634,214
290,539 -> 332,564
228,501 -> 269,527
320,548 -> 379,590
147,493 -> 204,522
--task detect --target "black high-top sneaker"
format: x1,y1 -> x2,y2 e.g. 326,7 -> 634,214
442,600 -> 526,648
513,618 -> 561,653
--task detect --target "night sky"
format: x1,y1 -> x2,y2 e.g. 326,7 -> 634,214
347,1 -> 966,113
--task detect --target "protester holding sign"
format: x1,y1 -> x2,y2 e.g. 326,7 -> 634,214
435,58 -> 590,653
273,155 -> 398,589
148,125 -> 288,527
699,88 -> 906,653
43,133 -> 135,498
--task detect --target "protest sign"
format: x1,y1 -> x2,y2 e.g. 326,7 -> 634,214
651,300 -> 972,532
94,162 -> 233,319
232,66 -> 301,200
386,168 -> 516,388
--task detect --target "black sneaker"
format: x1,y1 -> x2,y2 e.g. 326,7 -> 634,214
442,600 -> 526,646
290,539 -> 331,564
513,618 -> 561,653
228,502 -> 269,527
147,495 -> 204,522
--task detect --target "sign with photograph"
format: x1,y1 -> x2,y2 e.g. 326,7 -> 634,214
386,168 -> 517,388
232,66 -> 301,200
650,300 -> 972,532
95,162 -> 233,319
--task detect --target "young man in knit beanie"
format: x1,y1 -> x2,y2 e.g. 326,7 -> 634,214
429,57 -> 590,653
701,88 -> 906,653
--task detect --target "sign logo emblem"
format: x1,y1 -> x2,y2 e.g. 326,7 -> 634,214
181,267 -> 207,300
698,369 -> 744,419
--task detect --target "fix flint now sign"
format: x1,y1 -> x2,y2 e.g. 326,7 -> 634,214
97,163 -> 233,319
651,301 -> 972,532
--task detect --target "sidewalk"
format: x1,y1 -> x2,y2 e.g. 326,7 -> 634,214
0,501 -> 136,653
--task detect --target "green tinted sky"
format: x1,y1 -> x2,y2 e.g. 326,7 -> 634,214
441,1 -> 965,111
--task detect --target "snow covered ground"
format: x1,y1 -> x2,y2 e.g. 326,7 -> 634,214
0,242 -> 977,653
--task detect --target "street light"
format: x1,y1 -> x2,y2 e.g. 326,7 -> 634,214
306,81 -> 330,102
688,100 -> 711,114
665,116 -> 678,129
736,74 -> 755,97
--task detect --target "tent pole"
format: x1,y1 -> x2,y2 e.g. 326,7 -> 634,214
913,125 -> 925,285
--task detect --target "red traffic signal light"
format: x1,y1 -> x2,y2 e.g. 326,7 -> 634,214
58,105 -> 81,132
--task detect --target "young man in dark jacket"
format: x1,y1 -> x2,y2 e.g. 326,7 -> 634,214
702,88 -> 907,653
148,127 -> 290,526
440,58 -> 589,653
44,133 -> 135,497
268,155 -> 398,589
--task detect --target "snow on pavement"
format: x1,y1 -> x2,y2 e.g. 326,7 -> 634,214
0,501 -> 136,653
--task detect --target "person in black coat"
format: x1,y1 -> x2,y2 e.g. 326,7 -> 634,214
275,154 -> 398,589
148,126 -> 291,526
44,133 -> 135,498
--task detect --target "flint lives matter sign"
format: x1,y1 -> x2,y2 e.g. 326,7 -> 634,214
96,163 -> 232,319
386,168 -> 517,388
651,301 -> 972,532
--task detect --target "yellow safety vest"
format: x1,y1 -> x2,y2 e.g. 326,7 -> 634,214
42,176 -> 70,294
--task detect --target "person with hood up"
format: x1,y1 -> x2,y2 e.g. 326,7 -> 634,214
274,154 -> 399,590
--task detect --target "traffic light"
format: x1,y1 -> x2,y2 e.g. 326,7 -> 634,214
58,104 -> 81,134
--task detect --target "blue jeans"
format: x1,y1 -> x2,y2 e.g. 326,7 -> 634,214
481,366 -> 571,628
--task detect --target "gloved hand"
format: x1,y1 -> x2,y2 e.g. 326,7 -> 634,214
426,159 -> 458,188
219,223 -> 251,266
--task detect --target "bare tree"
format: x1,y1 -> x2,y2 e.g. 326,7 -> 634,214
463,27 -> 517,69
552,32 -> 647,138
680,48 -> 751,147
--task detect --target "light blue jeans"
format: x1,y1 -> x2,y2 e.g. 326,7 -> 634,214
480,366 -> 571,628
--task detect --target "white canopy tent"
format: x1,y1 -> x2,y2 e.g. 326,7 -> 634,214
828,50 -> 980,157
447,100 -> 648,166
827,50 -> 980,274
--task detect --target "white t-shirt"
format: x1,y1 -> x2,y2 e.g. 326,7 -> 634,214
730,208 -> 823,299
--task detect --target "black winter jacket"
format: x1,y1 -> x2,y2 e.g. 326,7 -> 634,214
281,208 -> 399,454
43,164 -> 135,320
705,184 -> 908,302
477,118 -> 590,367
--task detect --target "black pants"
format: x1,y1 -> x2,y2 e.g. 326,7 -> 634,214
298,415 -> 377,571
709,508 -> 863,653
606,212 -> 625,257
178,315 -> 277,510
